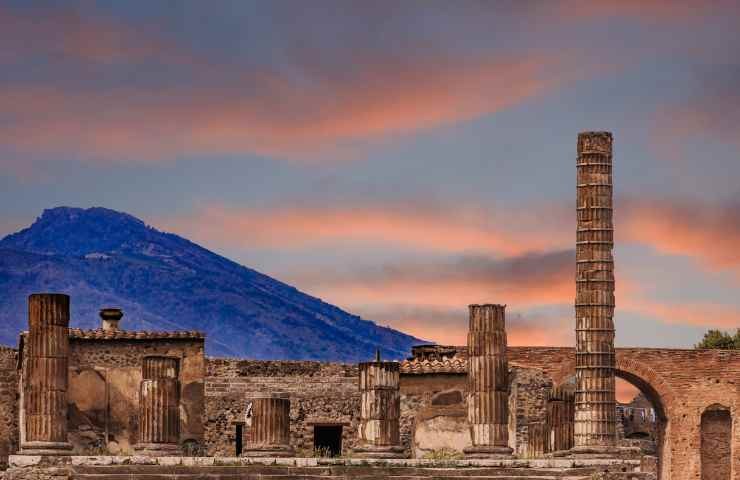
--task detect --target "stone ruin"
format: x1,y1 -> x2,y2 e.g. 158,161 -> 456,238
0,132 -> 737,480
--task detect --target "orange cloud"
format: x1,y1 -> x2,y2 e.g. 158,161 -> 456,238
287,252 -> 576,312
619,197 -> 740,269
159,203 -> 571,256
622,298 -> 740,329
0,50 -> 582,165
352,305 -> 573,347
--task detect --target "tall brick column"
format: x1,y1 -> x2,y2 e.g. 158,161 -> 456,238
574,131 -> 617,453
136,356 -> 181,455
21,293 -> 73,455
353,360 -> 404,458
242,392 -> 294,457
463,304 -> 513,458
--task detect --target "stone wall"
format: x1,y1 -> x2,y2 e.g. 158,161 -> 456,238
508,368 -> 552,458
204,358 -> 360,457
14,336 -> 206,456
66,337 -> 206,454
400,374 -> 467,457
0,346 -> 18,468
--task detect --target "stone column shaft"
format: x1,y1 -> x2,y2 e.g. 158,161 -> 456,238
574,131 -> 617,452
137,356 -> 181,455
353,361 -> 404,458
21,293 -> 72,455
464,304 -> 513,458
242,393 -> 294,457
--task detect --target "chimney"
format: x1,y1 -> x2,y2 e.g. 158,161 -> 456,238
100,308 -> 123,331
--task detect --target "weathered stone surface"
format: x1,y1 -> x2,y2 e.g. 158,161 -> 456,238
403,344 -> 740,480
700,406 -> 731,480
354,361 -> 404,458
574,131 -> 617,452
136,357 -> 181,455
1,455 -> 648,480
242,393 -> 294,457
464,304 -> 512,458
204,359 -> 358,457
430,389 -> 463,406
21,294 -> 72,455
412,405 -> 468,458
0,346 -> 19,467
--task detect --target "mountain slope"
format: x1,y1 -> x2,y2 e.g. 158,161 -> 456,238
0,207 -> 423,360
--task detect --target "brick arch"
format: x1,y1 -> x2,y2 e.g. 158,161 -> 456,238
614,356 -> 677,419
549,353 -> 677,418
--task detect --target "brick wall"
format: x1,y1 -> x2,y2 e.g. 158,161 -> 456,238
507,347 -> 740,480
0,346 -> 18,468
204,358 -> 360,457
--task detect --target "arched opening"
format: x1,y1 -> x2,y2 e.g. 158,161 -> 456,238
701,405 -> 731,480
614,370 -> 668,478
555,368 -> 669,480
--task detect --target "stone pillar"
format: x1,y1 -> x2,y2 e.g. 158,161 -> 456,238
353,361 -> 404,458
463,304 -> 513,458
242,392 -> 294,457
574,131 -> 617,454
21,293 -> 73,455
136,356 -> 181,455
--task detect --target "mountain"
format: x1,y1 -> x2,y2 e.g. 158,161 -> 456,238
0,207 -> 423,360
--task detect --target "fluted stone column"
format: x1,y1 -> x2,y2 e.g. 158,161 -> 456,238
353,361 -> 404,458
136,356 -> 181,455
463,304 -> 513,458
242,392 -> 294,457
21,293 -> 73,455
574,131 -> 617,454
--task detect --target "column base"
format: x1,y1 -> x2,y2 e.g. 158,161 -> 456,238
570,445 -> 621,458
352,445 -> 406,459
241,445 -> 295,458
134,443 -> 182,456
20,441 -> 73,456
463,445 -> 513,459
550,449 -> 572,457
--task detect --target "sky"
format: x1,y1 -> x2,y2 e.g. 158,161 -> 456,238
1,0 -> 739,397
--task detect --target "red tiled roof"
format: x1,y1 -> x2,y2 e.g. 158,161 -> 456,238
69,328 -> 204,340
20,329 -> 204,341
400,356 -> 467,374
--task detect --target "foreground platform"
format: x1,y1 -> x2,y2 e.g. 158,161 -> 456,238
3,455 -> 655,480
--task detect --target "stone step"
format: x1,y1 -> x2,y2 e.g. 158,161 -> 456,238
72,466 -> 597,477
73,476 -> 575,480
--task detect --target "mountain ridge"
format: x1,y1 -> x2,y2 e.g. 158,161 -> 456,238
0,206 -> 423,360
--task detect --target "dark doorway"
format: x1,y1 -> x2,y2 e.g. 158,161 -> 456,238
314,425 -> 342,457
235,424 -> 243,456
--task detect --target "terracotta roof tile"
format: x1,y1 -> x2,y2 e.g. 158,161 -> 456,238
400,356 -> 467,374
68,328 -> 204,340
20,329 -> 204,341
